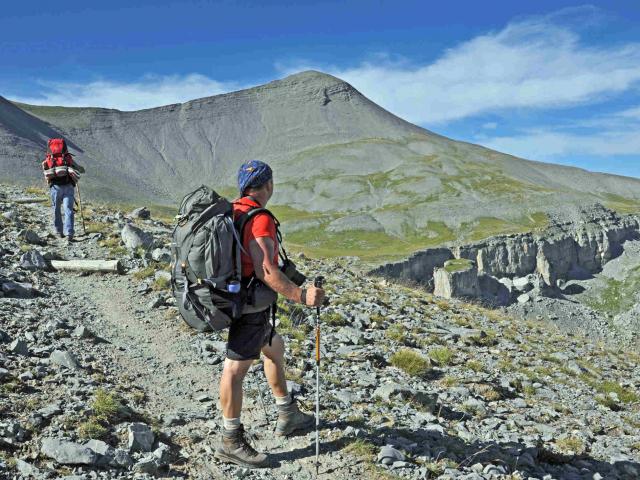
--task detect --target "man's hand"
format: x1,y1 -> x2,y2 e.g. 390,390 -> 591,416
304,286 -> 325,307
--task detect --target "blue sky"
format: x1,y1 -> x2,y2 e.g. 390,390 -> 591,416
2,1 -> 639,178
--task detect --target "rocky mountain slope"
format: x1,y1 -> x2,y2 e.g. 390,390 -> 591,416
2,71 -> 640,260
1,185 -> 639,479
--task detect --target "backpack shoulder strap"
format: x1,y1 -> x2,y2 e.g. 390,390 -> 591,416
234,206 -> 289,262
234,207 -> 279,239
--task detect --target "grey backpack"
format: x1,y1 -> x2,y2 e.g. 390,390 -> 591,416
170,185 -> 278,332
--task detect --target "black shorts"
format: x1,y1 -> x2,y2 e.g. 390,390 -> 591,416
226,309 -> 274,361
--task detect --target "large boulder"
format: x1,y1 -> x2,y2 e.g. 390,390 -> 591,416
19,250 -> 48,271
1,280 -> 35,299
151,248 -> 171,263
9,339 -> 29,356
121,224 -> 154,251
41,438 -> 98,465
50,350 -> 80,370
19,229 -> 46,246
129,207 -> 151,219
128,423 -> 155,452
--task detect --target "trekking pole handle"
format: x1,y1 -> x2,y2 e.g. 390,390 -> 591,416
314,276 -> 324,315
314,276 -> 324,364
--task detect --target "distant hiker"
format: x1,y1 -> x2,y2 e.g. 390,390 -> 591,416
41,138 -> 85,243
213,160 -> 325,468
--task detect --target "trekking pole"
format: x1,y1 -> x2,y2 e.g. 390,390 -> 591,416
313,276 -> 324,477
75,182 -> 87,236
253,370 -> 269,424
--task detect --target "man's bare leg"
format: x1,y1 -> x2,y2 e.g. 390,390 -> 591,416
262,333 -> 314,436
261,333 -> 287,398
216,357 -> 268,468
220,358 -> 253,419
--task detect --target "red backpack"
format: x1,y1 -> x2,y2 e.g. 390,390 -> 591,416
42,138 -> 76,183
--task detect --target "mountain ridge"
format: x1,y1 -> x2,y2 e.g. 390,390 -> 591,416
2,70 -> 640,260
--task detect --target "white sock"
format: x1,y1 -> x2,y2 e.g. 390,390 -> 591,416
275,393 -> 291,406
223,416 -> 241,430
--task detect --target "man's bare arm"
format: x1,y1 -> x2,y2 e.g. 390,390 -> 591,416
249,236 -> 324,306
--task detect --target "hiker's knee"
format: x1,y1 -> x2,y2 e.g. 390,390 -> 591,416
221,359 -> 252,385
262,334 -> 285,365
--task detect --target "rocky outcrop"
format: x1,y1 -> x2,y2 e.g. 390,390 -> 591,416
433,259 -> 479,299
373,205 -> 640,304
369,248 -> 453,290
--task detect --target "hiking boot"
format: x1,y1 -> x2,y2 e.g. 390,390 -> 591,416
67,235 -> 74,244
275,396 -> 315,436
214,425 -> 268,469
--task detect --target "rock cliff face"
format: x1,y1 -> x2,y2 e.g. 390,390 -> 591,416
372,204 -> 640,304
433,260 -> 480,298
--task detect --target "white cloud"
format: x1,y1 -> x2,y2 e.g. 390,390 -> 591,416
481,104 -> 640,160
482,122 -> 498,130
482,128 -> 640,159
619,106 -> 640,119
280,9 -> 640,125
12,74 -> 240,111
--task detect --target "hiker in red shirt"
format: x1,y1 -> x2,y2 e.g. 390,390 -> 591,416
215,160 -> 325,468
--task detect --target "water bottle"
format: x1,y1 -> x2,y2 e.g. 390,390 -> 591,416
228,280 -> 241,294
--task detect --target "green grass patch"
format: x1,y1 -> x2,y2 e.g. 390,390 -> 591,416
133,265 -> 156,280
440,376 -> 458,387
269,204 -> 328,224
555,436 -> 585,454
343,439 -> 377,461
285,221 -> 456,262
24,185 -> 48,196
390,349 -> 430,377
429,347 -> 454,366
385,324 -> 406,343
84,221 -> 111,234
601,193 -> 640,214
465,360 -> 485,373
152,276 -> 170,291
444,258 -> 474,273
460,212 -> 549,243
78,418 -> 109,440
586,266 -> 640,316
322,311 -> 347,326
277,308 -> 310,342
592,381 -> 639,404
92,389 -> 124,423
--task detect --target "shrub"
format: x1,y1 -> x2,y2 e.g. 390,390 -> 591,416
343,439 -> 377,460
85,222 -> 110,234
429,347 -> 454,366
92,389 -> 123,423
78,418 -> 108,440
385,324 -> 405,343
596,381 -> 639,404
152,276 -> 170,291
323,311 -> 347,326
133,265 -> 156,280
440,376 -> 458,387
466,360 -> 485,372
390,349 -> 430,377
555,436 -> 585,454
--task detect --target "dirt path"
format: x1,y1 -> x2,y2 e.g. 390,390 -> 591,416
50,225 -> 332,479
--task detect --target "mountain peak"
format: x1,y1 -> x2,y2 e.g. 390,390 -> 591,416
271,70 -> 351,89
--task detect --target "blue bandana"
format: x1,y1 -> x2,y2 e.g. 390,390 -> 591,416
237,160 -> 273,195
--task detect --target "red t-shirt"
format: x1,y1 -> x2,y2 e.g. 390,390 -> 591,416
232,197 -> 278,278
